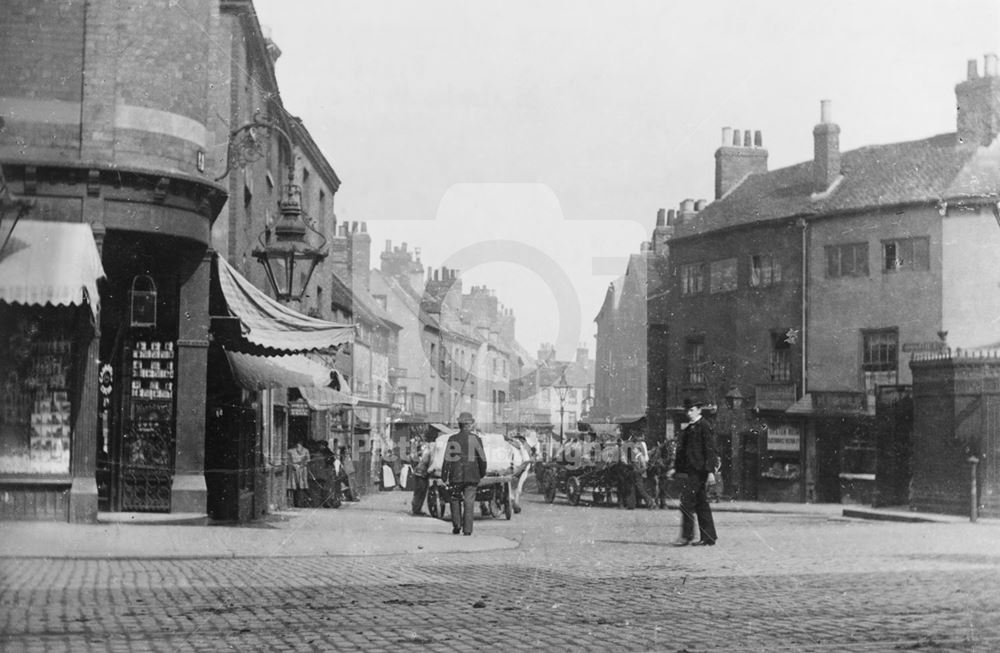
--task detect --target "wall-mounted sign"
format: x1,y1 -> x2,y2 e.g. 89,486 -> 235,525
902,341 -> 946,353
767,424 -> 801,451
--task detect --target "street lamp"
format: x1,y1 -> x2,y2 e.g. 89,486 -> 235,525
217,112 -> 327,303
553,370 -> 571,460
725,385 -> 744,410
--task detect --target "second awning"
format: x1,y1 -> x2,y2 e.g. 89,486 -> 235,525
225,350 -> 334,390
215,254 -> 354,352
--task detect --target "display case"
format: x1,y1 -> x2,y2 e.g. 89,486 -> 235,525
119,338 -> 176,511
0,312 -> 74,476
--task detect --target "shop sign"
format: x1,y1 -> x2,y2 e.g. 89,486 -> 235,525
289,399 -> 310,417
767,424 -> 801,451
902,341 -> 946,353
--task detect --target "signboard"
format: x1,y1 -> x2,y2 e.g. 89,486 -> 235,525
289,399 -> 310,417
902,341 -> 946,353
767,424 -> 801,451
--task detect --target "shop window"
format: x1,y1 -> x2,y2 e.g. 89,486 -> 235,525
680,262 -> 705,296
882,236 -> 929,272
862,329 -> 898,411
750,254 -> 781,287
709,258 -> 737,293
684,338 -> 705,386
825,242 -> 869,278
842,420 -> 877,476
760,423 -> 801,480
0,311 -> 75,475
769,331 -> 792,382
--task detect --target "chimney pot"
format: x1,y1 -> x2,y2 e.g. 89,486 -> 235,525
667,209 -> 676,225
754,130 -> 763,147
385,239 -> 392,252
743,130 -> 752,147
361,222 -> 367,233
985,53 -> 998,77
656,208 -> 666,226
820,99 -> 833,124
681,199 -> 695,213
732,129 -> 741,146
695,199 -> 707,211
721,126 -> 732,145
968,58 -> 980,80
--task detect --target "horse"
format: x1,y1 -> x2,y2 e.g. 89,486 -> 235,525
647,440 -> 676,508
506,429 -> 540,513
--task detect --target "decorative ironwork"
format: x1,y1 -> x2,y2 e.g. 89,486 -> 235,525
215,111 -> 293,182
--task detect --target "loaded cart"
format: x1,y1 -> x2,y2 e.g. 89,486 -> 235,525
424,430 -> 519,521
426,473 -> 514,520
538,437 -> 625,506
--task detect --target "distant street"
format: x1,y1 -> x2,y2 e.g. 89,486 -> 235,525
2,490 -> 999,652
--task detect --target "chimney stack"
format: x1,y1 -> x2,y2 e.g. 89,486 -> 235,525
813,100 -> 841,193
956,53 -> 1000,147
715,125 -> 768,199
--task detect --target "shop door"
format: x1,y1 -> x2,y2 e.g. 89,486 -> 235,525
874,386 -> 913,507
113,336 -> 177,512
814,419 -> 842,503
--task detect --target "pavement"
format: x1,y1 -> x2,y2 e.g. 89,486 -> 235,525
0,488 -> 994,560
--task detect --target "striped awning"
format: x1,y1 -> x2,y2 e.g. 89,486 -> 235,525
215,254 -> 353,353
298,385 -> 359,409
0,220 -> 105,319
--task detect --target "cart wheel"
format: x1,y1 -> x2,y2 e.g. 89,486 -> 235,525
544,470 -> 557,503
502,482 -> 513,520
567,476 -> 582,506
427,485 -> 440,519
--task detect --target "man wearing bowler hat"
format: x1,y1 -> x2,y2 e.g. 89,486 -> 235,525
671,399 -> 719,546
442,411 -> 487,535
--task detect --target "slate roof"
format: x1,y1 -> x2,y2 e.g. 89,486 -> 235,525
328,272 -> 401,332
675,134 -> 1000,238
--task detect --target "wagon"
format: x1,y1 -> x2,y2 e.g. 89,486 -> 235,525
426,474 -> 514,521
538,459 -> 623,506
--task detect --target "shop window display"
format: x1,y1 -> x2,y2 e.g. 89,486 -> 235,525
0,312 -> 75,475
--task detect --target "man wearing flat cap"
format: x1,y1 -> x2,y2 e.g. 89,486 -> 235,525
442,411 -> 487,535
671,399 -> 719,546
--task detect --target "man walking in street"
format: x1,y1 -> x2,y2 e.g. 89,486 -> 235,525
442,412 -> 487,536
671,399 -> 719,546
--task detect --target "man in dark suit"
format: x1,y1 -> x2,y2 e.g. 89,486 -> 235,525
442,412 -> 487,535
671,400 -> 719,546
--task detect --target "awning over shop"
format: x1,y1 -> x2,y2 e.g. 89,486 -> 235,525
785,393 -> 815,415
614,414 -> 646,424
215,255 -> 354,352
225,350 -> 335,391
298,385 -> 358,409
0,220 -> 105,319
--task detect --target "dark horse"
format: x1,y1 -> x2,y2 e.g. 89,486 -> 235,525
646,440 -> 676,508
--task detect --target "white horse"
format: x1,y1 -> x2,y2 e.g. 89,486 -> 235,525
426,428 -> 540,515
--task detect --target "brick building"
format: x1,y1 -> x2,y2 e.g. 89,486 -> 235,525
650,54 -> 1000,505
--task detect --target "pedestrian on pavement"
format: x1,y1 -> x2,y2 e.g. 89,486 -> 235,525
442,411 -> 487,535
620,431 -> 657,510
411,431 -> 435,515
671,399 -> 719,546
287,440 -> 311,508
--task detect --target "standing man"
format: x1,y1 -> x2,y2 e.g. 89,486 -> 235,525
442,412 -> 487,536
411,431 -> 434,516
671,400 -> 719,546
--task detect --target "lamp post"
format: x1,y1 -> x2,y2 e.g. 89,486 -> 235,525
218,112 -> 327,303
553,370 -> 571,461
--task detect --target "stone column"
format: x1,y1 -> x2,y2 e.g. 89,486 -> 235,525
171,250 -> 212,513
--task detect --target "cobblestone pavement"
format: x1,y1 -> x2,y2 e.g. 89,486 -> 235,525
2,494 -> 999,652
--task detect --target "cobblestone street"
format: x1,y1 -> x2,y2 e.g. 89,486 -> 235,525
2,492 -> 999,652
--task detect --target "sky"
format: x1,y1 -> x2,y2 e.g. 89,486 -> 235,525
251,0 -> 999,360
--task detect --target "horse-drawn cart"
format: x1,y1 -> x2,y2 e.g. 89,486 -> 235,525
538,459 -> 623,506
426,474 -> 514,520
